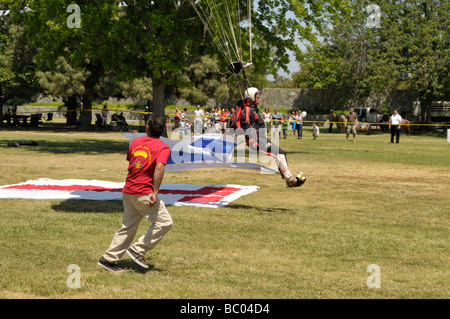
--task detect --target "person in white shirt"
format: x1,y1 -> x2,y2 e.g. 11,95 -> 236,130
179,116 -> 186,136
296,111 -> 304,139
213,108 -> 220,133
389,109 -> 402,143
194,105 -> 204,135
263,108 -> 271,137
312,123 -> 319,140
185,120 -> 191,136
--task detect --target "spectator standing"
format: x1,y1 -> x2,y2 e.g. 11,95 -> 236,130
185,120 -> 191,136
271,108 -> 282,139
213,108 -> 220,133
312,123 -> 320,140
228,107 -> 235,132
389,110 -> 402,144
194,105 -> 204,135
203,110 -> 209,134
206,109 -> 213,133
174,108 -> 181,128
296,110 -> 304,139
345,107 -> 358,142
263,108 -> 271,137
179,116 -> 187,136
327,109 -> 335,133
282,115 -> 289,139
290,111 -> 297,136
101,105 -> 109,128
220,108 -> 230,134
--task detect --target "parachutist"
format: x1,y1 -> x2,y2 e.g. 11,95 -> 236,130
230,88 -> 306,188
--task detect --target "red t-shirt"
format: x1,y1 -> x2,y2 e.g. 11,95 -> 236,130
122,136 -> 171,195
220,111 -> 230,122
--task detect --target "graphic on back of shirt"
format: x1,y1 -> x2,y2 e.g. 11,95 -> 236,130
130,145 -> 151,171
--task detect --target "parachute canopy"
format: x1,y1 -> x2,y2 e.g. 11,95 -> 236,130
190,0 -> 253,76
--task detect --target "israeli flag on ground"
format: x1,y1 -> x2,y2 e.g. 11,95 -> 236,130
122,133 -> 277,174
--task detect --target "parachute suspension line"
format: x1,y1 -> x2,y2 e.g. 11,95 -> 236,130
191,0 -> 249,70
205,0 -> 233,64
233,73 -> 245,101
217,0 -> 241,64
212,64 -> 231,76
242,67 -> 252,88
191,0 -> 253,98
192,0 -> 233,68
248,0 -> 252,64
236,0 -> 243,65
225,2 -> 240,62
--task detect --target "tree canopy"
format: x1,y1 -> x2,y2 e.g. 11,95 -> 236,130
293,0 -> 449,119
2,1 -> 445,125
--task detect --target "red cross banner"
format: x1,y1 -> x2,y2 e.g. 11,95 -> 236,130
0,178 -> 259,208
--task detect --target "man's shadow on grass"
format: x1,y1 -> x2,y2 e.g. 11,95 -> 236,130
52,200 -> 296,217
51,200 -> 166,273
119,260 -> 164,274
1,137 -> 127,155
52,199 -> 124,213
226,204 -> 295,214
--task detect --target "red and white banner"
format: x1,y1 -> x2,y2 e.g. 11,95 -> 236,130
0,178 -> 259,208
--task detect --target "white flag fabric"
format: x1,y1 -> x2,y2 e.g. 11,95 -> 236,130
0,178 -> 259,208
122,133 -> 278,174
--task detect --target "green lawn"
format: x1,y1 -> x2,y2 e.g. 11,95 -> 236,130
0,128 -> 448,299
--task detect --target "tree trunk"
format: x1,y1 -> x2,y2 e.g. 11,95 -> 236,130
0,102 -> 4,125
65,95 -> 78,126
419,93 -> 434,124
152,81 -> 167,137
0,95 -> 13,125
80,93 -> 93,130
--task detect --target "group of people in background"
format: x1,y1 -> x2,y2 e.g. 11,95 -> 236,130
97,104 -> 404,144
263,108 -> 306,140
172,105 -> 233,136
170,105 -> 308,139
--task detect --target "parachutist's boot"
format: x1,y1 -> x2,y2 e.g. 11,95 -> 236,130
276,154 -> 306,187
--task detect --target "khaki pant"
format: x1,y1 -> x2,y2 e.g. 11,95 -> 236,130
346,124 -> 357,135
103,193 -> 173,263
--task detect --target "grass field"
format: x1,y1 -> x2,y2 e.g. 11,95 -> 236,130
0,127 -> 448,299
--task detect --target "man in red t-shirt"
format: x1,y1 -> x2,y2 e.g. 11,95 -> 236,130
98,114 -> 173,272
220,107 -> 230,134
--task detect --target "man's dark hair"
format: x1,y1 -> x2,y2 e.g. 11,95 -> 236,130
146,114 -> 165,137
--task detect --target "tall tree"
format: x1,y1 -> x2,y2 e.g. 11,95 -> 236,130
293,0 -> 449,120
0,18 -> 38,123
9,0 -> 122,129
116,0 -> 344,120
112,0 -> 204,123
178,55 -> 232,106
36,56 -> 90,125
367,0 -> 449,121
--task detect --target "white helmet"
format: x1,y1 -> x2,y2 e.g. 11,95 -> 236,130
244,87 -> 260,102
